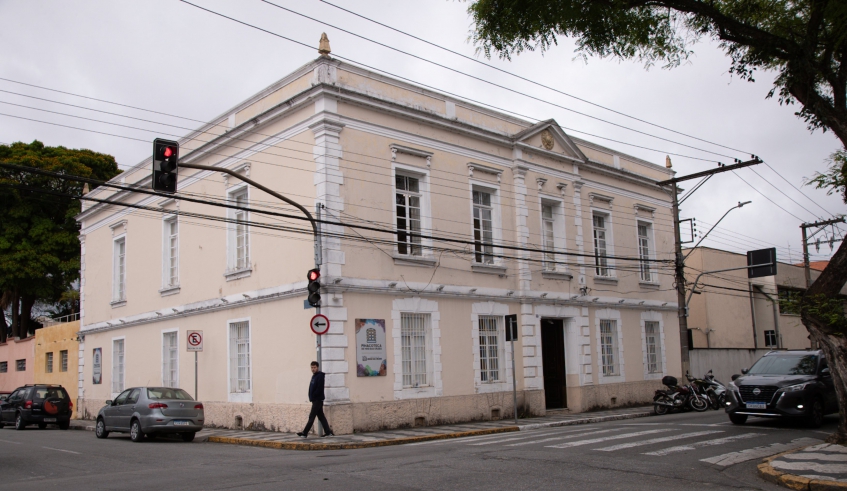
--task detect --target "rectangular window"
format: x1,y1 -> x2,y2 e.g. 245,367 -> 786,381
228,188 -> 250,272
778,288 -> 802,315
764,330 -> 778,347
395,175 -> 422,256
60,350 -> 68,372
638,222 -> 653,282
600,320 -> 619,376
229,321 -> 251,393
478,316 -> 501,383
112,339 -> 125,393
46,352 -> 53,373
16,359 -> 26,372
0,361 -> 6,373
593,214 -> 610,276
162,331 -> 178,387
541,204 -> 556,271
164,217 -> 179,287
113,237 -> 126,301
473,190 -> 494,264
644,321 -> 662,374
401,313 -> 429,387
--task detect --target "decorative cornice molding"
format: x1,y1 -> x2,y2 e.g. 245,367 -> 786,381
536,177 -> 547,191
468,162 -> 503,182
588,192 -> 615,207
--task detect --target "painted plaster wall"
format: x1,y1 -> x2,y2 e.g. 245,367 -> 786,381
34,321 -> 80,410
0,337 -> 35,392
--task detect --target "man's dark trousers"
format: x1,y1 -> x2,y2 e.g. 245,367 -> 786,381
303,370 -> 331,435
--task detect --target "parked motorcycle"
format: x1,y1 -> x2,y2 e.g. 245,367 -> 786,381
653,376 -> 696,415
703,370 -> 727,410
685,373 -> 713,412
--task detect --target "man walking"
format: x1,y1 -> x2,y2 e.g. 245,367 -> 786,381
297,361 -> 334,438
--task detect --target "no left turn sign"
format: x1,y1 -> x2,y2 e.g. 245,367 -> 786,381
310,314 -> 330,335
187,330 -> 203,352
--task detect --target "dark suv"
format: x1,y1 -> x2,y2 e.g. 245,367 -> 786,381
0,385 -> 73,430
725,350 -> 836,428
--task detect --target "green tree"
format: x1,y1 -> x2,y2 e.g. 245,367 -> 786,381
469,0 -> 847,441
0,140 -> 121,341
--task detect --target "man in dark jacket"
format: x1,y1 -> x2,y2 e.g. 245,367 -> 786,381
297,361 -> 334,438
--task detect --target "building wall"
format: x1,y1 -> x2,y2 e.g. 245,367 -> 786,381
34,321 -> 80,415
0,337 -> 35,392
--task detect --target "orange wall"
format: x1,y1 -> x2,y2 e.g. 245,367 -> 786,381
0,337 -> 36,392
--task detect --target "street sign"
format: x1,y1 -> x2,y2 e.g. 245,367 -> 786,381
505,314 -> 518,342
747,248 -> 777,278
310,314 -> 330,335
187,330 -> 203,352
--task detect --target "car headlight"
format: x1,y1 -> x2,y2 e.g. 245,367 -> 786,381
782,382 -> 809,392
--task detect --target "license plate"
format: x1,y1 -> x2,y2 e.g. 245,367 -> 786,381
173,420 -> 191,426
746,402 -> 767,409
43,418 -> 56,422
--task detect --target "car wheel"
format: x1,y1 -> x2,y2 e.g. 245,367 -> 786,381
95,418 -> 109,439
38,423 -> 47,429
181,432 -> 196,442
729,413 -> 748,425
129,419 -> 144,442
807,399 -> 824,429
15,413 -> 26,430
58,421 -> 69,430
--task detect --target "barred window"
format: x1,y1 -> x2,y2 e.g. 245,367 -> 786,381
163,331 -> 178,388
0,361 -> 7,373
16,359 -> 25,372
396,175 -> 422,256
600,320 -> 619,376
401,313 -> 429,387
60,350 -> 68,372
593,214 -> 610,276
229,321 -> 251,393
46,352 -> 53,373
479,316 -> 502,383
645,321 -> 662,374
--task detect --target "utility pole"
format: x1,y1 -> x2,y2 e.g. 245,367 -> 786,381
800,217 -> 845,288
658,157 -> 762,377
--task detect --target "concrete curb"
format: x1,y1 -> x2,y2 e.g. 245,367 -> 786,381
757,446 -> 847,491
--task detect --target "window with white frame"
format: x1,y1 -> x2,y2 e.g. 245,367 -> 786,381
60,350 -> 68,372
229,321 -> 251,393
600,319 -> 619,376
395,174 -> 422,256
764,330 -> 778,347
638,221 -> 653,282
472,189 -> 495,264
46,352 -> 53,373
113,237 -> 126,301
593,214 -> 610,276
112,339 -> 125,393
401,313 -> 430,387
227,187 -> 250,272
644,321 -> 662,374
163,216 -> 179,287
478,316 -> 501,383
541,203 -> 556,270
162,331 -> 178,387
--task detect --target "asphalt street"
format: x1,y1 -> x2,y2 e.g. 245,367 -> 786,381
0,410 -> 837,490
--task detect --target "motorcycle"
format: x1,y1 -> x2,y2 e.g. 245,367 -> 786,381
653,376 -> 697,415
703,370 -> 727,410
685,372 -> 713,412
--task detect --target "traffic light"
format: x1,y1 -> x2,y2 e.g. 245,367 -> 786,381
307,268 -> 321,307
152,138 -> 179,193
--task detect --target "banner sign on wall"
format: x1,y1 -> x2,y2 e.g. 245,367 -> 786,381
355,319 -> 387,377
92,348 -> 102,384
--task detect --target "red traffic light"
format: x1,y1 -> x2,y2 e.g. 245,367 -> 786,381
163,146 -> 174,158
307,269 -> 320,282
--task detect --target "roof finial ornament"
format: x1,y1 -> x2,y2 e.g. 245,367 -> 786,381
665,155 -> 672,168
318,32 -> 331,57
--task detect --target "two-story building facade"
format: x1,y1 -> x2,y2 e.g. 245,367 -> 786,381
75,44 -> 680,433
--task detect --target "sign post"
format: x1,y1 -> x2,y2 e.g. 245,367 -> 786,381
505,314 -> 519,424
187,330 -> 203,400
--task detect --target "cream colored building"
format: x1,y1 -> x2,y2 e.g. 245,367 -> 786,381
75,48 -> 681,432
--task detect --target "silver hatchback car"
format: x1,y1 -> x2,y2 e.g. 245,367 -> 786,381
95,387 -> 204,442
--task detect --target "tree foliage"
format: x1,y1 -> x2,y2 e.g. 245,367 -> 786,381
808,149 -> 847,204
0,140 -> 120,339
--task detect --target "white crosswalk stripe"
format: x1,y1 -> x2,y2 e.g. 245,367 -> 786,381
505,429 -> 620,447
594,431 -> 723,452
546,429 -> 672,449
700,438 -> 822,466
644,433 -> 763,456
463,427 -> 605,446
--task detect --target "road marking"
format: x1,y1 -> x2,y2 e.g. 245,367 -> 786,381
618,423 -> 663,426
546,429 -> 672,449
644,433 -> 763,456
42,446 -> 80,455
468,428 -> 597,446
0,439 -> 21,444
700,438 -> 820,466
595,431 -> 723,452
408,429 -> 565,446
506,429 -> 619,447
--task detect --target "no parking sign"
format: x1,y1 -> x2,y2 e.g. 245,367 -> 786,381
187,330 -> 203,351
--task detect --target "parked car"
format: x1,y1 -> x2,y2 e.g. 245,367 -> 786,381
95,387 -> 204,442
725,350 -> 837,428
0,392 -> 11,402
0,384 -> 73,430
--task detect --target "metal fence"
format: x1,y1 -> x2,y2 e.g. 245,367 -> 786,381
39,312 -> 80,327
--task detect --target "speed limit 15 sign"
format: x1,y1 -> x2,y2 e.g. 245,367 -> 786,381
187,330 -> 203,352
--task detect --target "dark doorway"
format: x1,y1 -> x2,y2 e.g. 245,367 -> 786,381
541,318 -> 567,409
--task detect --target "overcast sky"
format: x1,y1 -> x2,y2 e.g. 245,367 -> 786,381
1,0 -> 843,265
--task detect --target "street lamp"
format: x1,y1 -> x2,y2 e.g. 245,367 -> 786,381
684,201 -> 751,260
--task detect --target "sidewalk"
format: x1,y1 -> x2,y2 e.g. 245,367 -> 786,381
759,443 -> 847,490
71,406 -> 653,450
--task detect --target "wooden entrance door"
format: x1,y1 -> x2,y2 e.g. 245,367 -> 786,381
541,318 -> 567,409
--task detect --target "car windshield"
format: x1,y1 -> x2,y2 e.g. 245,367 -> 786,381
147,388 -> 194,400
748,354 -> 818,376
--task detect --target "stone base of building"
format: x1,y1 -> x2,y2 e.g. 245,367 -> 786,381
567,379 -> 663,412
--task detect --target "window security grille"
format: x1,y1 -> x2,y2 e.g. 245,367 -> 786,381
600,320 -> 618,376
46,352 -> 53,373
764,330 -> 778,347
60,350 -> 68,372
479,316 -> 501,383
473,190 -> 494,264
0,361 -> 6,373
645,321 -> 662,374
229,322 -> 251,393
593,215 -> 609,276
541,204 -> 556,271
163,332 -> 178,387
16,359 -> 25,371
395,175 -> 422,256
401,313 -> 429,387
638,223 -> 653,282
166,219 -> 179,287
112,339 -> 125,393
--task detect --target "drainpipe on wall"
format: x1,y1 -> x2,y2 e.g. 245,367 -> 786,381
753,285 -> 781,349
748,284 -> 758,349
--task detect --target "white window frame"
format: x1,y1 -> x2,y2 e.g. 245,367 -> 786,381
764,330 -> 778,348
392,297 -> 442,400
469,181 -> 503,266
162,329 -> 179,388
640,311 -> 666,380
392,164 -> 433,259
112,235 -> 127,302
226,185 -> 251,276
637,219 -> 656,283
591,210 -> 615,278
162,215 -> 179,289
471,302 -> 513,393
538,196 -> 566,272
595,309 -> 625,384
227,317 -> 252,403
111,336 -> 125,396
60,350 -> 68,372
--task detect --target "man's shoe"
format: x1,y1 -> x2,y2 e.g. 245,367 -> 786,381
296,432 -> 307,438
322,432 -> 335,438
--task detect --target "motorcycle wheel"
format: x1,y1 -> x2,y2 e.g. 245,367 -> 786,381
654,396 -> 670,415
689,396 -> 709,412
